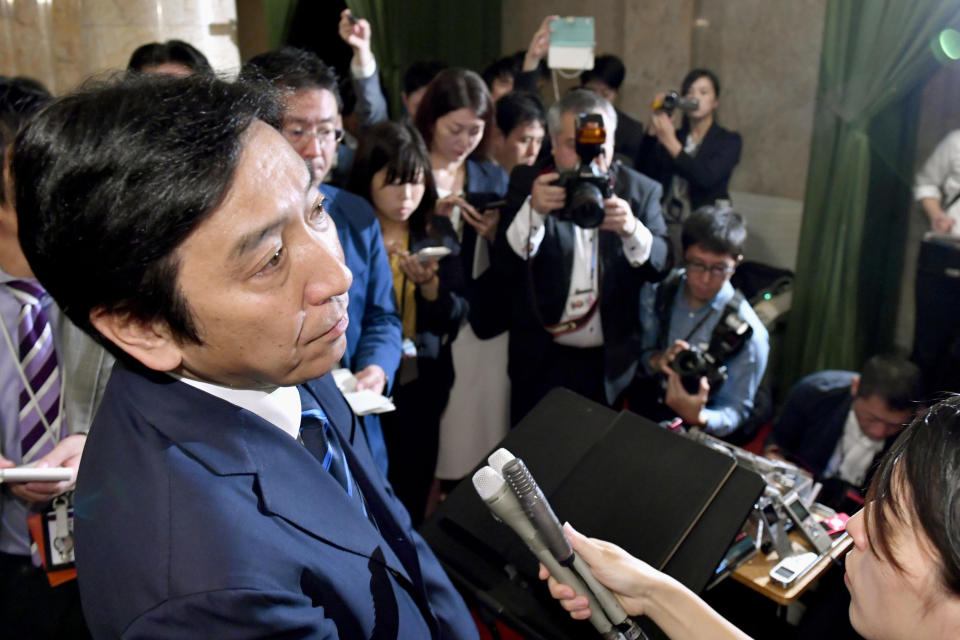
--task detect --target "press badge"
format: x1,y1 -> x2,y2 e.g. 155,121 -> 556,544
42,495 -> 76,569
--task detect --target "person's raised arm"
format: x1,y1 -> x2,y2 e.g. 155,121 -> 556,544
541,524 -> 752,640
339,9 -> 388,128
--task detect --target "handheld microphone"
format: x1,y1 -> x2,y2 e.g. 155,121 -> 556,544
488,449 -> 649,640
473,466 -> 620,639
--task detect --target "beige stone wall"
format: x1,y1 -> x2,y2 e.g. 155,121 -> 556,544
0,0 -> 240,95
501,0 -> 827,201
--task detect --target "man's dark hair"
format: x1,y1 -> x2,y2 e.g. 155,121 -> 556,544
403,60 -> 447,96
240,47 -> 342,112
681,68 -> 721,98
581,55 -> 626,91
495,91 -> 545,137
13,74 -> 282,352
482,56 -> 519,89
865,394 -> 960,596
680,205 -> 747,257
127,39 -> 213,75
348,121 -> 436,237
857,354 -> 923,412
0,76 -> 51,207
414,68 -> 494,156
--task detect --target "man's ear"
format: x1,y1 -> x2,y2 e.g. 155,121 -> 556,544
89,307 -> 183,372
850,375 -> 860,397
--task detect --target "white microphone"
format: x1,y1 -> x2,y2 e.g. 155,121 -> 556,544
488,449 -> 649,640
473,465 -> 622,639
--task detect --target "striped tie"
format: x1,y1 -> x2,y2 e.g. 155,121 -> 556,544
5,280 -> 65,463
300,407 -> 368,517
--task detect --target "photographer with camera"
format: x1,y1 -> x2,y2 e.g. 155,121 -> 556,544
636,69 -> 742,224
629,206 -> 768,438
496,88 -> 670,425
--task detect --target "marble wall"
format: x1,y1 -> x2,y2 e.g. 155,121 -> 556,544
0,0 -> 240,95
501,0 -> 827,201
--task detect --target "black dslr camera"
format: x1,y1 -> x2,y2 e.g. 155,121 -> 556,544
654,90 -> 699,115
670,306 -> 753,394
552,113 -> 613,228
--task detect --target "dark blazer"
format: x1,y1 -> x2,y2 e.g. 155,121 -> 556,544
74,364 -> 478,639
766,370 -> 895,478
494,161 -> 672,405
613,108 -> 646,169
636,122 -> 742,210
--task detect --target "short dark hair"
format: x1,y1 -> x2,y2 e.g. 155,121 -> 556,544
348,121 -> 436,237
403,60 -> 447,96
13,74 -> 282,352
127,40 -> 212,75
495,91 -> 545,137
0,76 -> 51,207
581,54 -> 626,91
857,354 -> 923,412
681,68 -> 721,97
414,68 -> 494,157
482,56 -> 519,89
240,47 -> 342,113
865,394 -> 960,596
681,205 -> 746,257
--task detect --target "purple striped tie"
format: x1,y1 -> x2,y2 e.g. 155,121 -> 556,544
5,280 -> 65,463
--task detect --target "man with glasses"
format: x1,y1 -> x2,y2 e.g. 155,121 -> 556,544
241,49 -> 401,475
631,205 -> 768,438
764,354 -> 921,509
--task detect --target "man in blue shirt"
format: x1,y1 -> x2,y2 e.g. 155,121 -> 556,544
241,48 -> 401,474
632,206 -> 768,438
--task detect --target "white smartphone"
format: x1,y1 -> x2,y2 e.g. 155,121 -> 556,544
769,551 -> 819,588
0,467 -> 73,483
413,246 -> 452,262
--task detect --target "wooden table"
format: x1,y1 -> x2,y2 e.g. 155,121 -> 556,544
730,532 -> 853,606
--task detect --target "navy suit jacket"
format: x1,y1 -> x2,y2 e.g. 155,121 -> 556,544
74,364 -> 477,639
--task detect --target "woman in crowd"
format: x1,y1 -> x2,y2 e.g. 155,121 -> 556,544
543,395 -> 960,639
637,69 -> 741,224
413,68 -> 511,510
347,120 -> 466,526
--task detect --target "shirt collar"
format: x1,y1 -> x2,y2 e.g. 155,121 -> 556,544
171,374 -> 302,440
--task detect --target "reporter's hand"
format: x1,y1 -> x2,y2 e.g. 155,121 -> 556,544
523,15 -> 560,71
650,339 -> 691,375
6,434 -> 85,503
650,111 -> 682,157
339,10 -> 374,70
530,172 -> 565,215
398,254 -> 440,300
664,369 -> 709,426
539,523 -> 663,619
434,194 -> 471,219
463,206 -> 500,243
354,364 -> 387,394
598,195 -> 640,237
932,212 -> 956,233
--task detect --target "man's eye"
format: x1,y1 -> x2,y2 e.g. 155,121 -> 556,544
261,247 -> 285,272
309,197 -> 327,222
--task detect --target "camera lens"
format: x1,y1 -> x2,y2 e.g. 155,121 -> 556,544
567,183 -> 605,228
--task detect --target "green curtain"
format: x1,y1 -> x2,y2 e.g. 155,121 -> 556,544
264,0 -> 298,49
782,0 -> 960,385
345,0 -> 501,117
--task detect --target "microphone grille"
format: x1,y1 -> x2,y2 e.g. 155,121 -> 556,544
472,466 -> 506,500
487,447 -> 515,472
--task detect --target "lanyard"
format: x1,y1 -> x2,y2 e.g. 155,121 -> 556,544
0,302 -> 66,454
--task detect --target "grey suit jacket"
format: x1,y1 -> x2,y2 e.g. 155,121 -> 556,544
57,318 -> 114,435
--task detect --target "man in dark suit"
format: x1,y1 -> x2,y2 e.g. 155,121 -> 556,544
764,354 -> 921,507
496,89 -> 671,425
13,74 -> 477,639
241,48 -> 402,476
580,54 -> 647,168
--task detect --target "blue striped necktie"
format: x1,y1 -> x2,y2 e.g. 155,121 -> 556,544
5,280 -> 65,462
299,407 -> 368,517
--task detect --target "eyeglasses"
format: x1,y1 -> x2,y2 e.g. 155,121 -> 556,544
685,260 -> 736,278
281,125 -> 344,147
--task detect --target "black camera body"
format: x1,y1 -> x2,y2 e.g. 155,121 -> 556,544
656,90 -> 699,115
552,113 -> 614,228
670,304 -> 753,395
